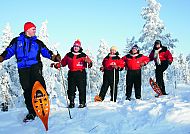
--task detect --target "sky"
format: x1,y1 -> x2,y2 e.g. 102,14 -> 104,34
0,0 -> 190,56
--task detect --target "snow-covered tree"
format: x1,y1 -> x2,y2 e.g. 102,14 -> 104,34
0,23 -> 22,108
186,54 -> 190,84
139,0 -> 177,54
38,21 -> 66,106
38,20 -> 49,45
97,39 -> 109,65
95,39 -> 110,94
124,36 -> 138,54
0,23 -> 13,49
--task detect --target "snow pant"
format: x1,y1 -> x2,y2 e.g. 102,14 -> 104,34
155,60 -> 169,95
126,69 -> 141,99
99,69 -> 119,102
18,62 -> 46,115
67,70 -> 87,105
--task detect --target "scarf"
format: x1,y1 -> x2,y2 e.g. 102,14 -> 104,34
130,53 -> 139,57
154,48 -> 162,65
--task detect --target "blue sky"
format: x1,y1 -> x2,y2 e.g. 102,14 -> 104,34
0,0 -> 189,55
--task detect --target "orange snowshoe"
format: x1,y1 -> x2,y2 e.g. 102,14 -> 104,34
94,95 -> 102,102
149,78 -> 163,97
32,81 -> 50,131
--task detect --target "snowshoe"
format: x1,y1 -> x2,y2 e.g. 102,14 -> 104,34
94,95 -> 102,102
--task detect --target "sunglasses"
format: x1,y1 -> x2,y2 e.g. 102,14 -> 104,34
74,45 -> 80,48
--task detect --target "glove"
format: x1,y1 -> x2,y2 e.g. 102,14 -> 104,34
50,63 -> 61,69
111,65 -> 118,69
88,63 -> 92,68
0,56 -> 3,63
100,67 -> 104,72
140,62 -> 145,67
52,54 -> 61,62
55,54 -> 61,62
84,57 -> 91,64
168,60 -> 172,65
50,63 -> 54,68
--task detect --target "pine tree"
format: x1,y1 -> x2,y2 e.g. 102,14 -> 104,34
0,23 -> 21,108
186,54 -> 190,84
139,0 -> 177,54
95,39 -> 109,94
38,20 -> 65,106
124,37 -> 138,54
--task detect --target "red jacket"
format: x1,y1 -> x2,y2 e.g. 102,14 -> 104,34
61,52 -> 92,71
149,46 -> 173,63
122,54 -> 149,70
102,54 -> 124,71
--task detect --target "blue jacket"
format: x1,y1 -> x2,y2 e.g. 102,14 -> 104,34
1,32 -> 53,68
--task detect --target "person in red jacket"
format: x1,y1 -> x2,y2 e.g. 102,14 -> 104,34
52,39 -> 92,108
122,45 -> 149,100
149,40 -> 173,96
95,46 -> 124,102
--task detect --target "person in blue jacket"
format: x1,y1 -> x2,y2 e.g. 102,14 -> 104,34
0,22 -> 61,121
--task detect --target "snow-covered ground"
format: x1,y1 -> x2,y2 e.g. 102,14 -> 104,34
0,84 -> 190,134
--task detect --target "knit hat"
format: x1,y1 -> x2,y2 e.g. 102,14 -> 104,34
132,45 -> 139,50
24,22 -> 36,32
154,40 -> 161,45
110,46 -> 118,51
73,39 -> 81,47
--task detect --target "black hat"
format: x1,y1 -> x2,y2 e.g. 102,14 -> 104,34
154,40 -> 162,50
130,44 -> 139,54
131,45 -> 139,50
154,40 -> 161,45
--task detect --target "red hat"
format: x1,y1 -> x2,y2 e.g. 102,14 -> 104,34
24,22 -> 36,32
73,39 -> 81,47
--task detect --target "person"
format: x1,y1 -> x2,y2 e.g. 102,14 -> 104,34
0,22 -> 61,121
51,39 -> 92,108
122,45 -> 149,100
94,46 -> 124,102
149,40 -> 173,96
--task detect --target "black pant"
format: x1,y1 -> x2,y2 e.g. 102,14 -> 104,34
67,70 -> 87,104
18,62 -> 46,115
99,70 -> 119,102
126,70 -> 141,99
155,61 -> 169,94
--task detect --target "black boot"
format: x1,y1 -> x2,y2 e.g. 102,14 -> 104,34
78,100 -> 86,108
161,85 -> 168,95
23,113 -> 36,122
78,103 -> 86,108
36,90 -> 43,97
1,102 -> 8,112
68,102 -> 75,108
68,97 -> 75,108
126,97 -> 131,101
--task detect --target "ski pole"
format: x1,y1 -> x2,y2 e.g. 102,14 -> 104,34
141,67 -> 144,100
59,64 -> 72,119
86,62 -> 92,102
113,68 -> 115,102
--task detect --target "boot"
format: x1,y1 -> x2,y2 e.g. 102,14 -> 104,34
78,103 -> 86,108
68,97 -> 75,108
68,102 -> 75,108
36,90 -> 43,98
126,97 -> 131,101
23,113 -> 36,122
1,102 -> 8,112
